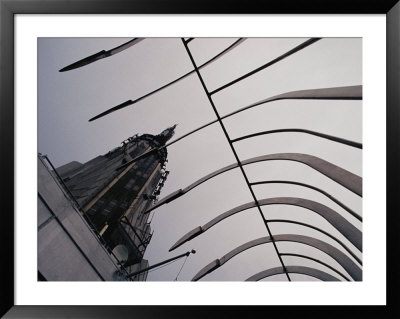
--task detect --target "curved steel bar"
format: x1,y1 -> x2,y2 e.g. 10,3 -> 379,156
280,253 -> 351,281
169,197 -> 362,254
192,234 -> 362,281
60,38 -> 145,72
89,38 -> 247,121
268,219 -> 362,266
231,128 -> 362,149
251,180 -> 361,222
209,38 -> 321,95
241,154 -> 362,196
245,265 -> 340,282
222,85 -> 362,120
143,153 -> 362,216
117,84 -> 362,171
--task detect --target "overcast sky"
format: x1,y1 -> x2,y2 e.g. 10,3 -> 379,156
38,37 -> 362,281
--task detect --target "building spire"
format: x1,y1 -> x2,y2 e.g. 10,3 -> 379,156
156,124 -> 177,145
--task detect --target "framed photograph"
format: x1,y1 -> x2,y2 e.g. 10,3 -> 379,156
1,0 -> 399,317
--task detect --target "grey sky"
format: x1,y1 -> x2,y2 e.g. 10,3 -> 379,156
38,37 -> 362,281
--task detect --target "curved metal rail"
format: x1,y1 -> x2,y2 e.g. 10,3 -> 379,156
268,219 -> 362,265
280,253 -> 351,281
60,38 -> 145,72
169,197 -> 362,253
231,128 -> 362,149
143,153 -> 362,216
191,234 -> 362,281
250,180 -> 361,221
245,265 -> 340,281
209,38 -> 321,95
223,85 -> 362,119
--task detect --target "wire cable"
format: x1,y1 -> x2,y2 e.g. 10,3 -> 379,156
174,254 -> 189,281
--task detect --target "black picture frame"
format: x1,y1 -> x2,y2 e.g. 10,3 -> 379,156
1,1 -> 399,318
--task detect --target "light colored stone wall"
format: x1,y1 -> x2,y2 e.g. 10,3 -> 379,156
38,156 -> 122,281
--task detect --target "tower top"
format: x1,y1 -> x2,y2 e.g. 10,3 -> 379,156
156,124 -> 177,145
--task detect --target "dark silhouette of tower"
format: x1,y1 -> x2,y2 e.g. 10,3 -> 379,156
55,125 -> 176,275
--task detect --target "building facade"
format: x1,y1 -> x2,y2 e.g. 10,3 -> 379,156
38,125 -> 176,281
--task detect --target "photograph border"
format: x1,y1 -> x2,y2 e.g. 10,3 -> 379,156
1,0 -> 399,317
